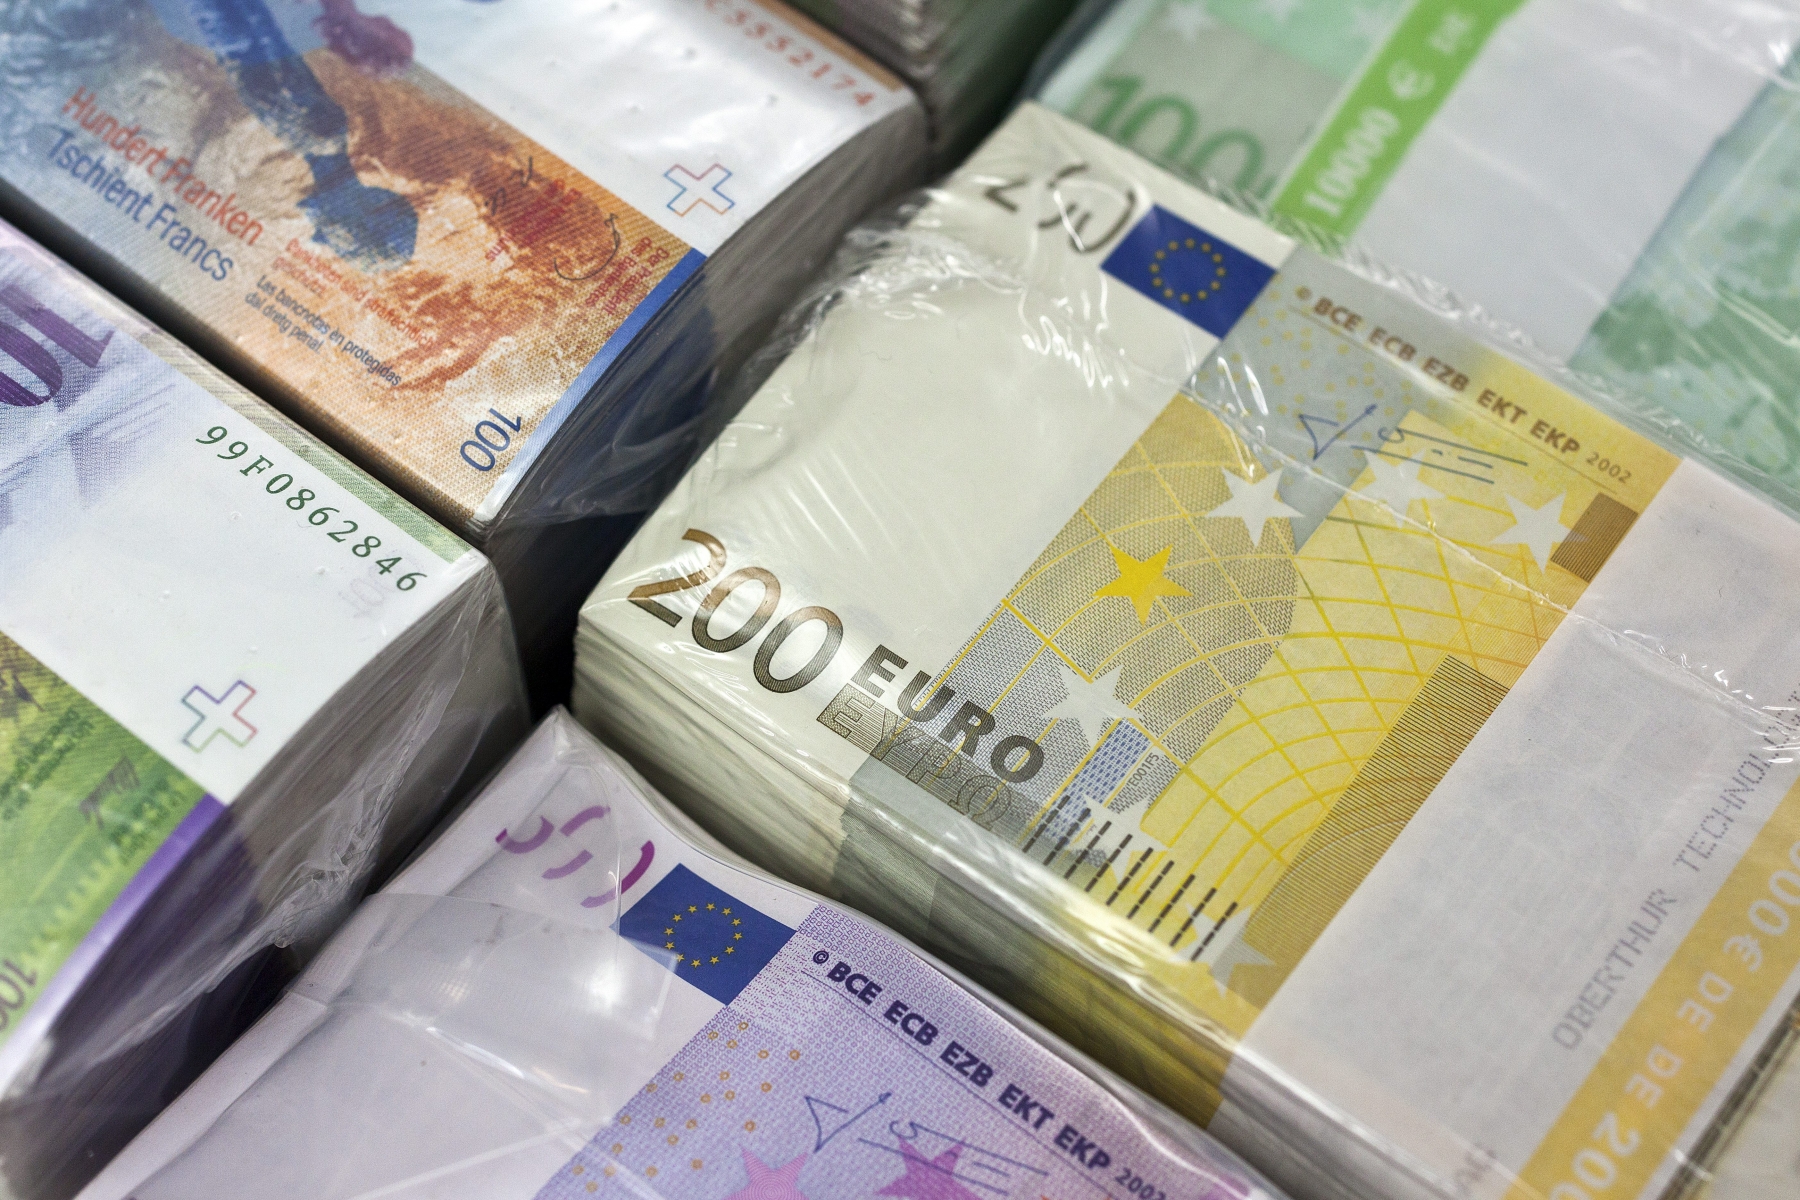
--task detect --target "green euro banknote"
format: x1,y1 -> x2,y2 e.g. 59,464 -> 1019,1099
1039,0 -> 1800,494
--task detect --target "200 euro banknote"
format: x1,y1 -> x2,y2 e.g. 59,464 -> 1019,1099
580,102 -> 1800,1200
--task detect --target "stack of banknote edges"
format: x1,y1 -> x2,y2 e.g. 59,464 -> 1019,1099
0,221 -> 526,1199
0,0 -> 927,691
80,708 -> 1286,1200
791,0 -> 1081,164
575,100 -> 1800,1200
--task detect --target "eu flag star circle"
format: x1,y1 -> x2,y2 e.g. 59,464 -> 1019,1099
618,864 -> 795,1004
1148,237 -> 1228,306
1101,204 -> 1276,338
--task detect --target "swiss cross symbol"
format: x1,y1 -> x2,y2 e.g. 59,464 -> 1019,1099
180,681 -> 259,752
663,163 -> 735,217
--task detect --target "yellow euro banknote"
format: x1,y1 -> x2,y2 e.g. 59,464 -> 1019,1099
578,103 -> 1800,1200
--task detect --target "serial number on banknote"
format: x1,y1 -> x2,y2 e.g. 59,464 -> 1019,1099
196,426 -> 426,590
700,0 -> 882,104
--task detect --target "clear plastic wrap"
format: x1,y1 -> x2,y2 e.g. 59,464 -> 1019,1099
1033,0 -> 1800,517
1688,1019 -> 1800,1197
79,707 -> 1287,1200
0,218 -> 528,1199
575,101 -> 1800,1200
786,0 -> 1081,164
0,0 -> 928,694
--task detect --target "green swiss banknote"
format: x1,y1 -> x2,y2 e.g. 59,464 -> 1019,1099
0,632 -> 208,1052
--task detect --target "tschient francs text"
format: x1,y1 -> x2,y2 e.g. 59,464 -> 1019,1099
47,88 -> 269,282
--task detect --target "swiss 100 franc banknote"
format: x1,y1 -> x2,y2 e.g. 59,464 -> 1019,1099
0,0 -> 911,529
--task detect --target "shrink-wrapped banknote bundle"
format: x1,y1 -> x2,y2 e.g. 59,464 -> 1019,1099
0,220 -> 526,1197
79,708 -> 1284,1200
575,102 -> 1800,1200
787,0 -> 1078,163
0,0 -> 927,695
1034,0 -> 1800,505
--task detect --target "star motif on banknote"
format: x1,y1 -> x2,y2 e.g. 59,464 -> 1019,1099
1045,660 -> 1141,745
1162,0 -> 1216,40
1094,542 -> 1190,623
1488,493 -> 1570,570
723,1148 -> 809,1200
876,1142 -> 984,1200
1356,456 -> 1442,520
1257,0 -> 1303,22
1205,468 -> 1302,547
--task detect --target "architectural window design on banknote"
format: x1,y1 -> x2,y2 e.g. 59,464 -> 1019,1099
839,259 -> 1674,1016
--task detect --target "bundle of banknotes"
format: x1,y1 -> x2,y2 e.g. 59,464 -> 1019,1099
1035,0 -> 1800,510
787,0 -> 1079,164
0,219 -> 526,1197
79,708 -> 1284,1200
1705,1029 -> 1800,1197
575,102 -> 1800,1200
0,0 -> 927,694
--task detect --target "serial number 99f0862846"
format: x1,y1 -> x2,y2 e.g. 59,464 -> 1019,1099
196,425 -> 426,591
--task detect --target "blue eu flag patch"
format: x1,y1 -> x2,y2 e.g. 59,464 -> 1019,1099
617,864 -> 795,1005
1101,205 -> 1275,338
